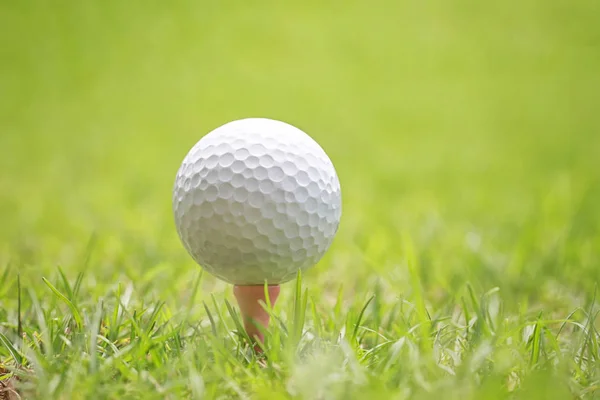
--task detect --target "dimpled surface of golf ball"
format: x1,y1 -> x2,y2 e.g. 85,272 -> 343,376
173,118 -> 342,285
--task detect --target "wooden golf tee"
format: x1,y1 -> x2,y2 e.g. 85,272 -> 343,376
233,285 -> 281,350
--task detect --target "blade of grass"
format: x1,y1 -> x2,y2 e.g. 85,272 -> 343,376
17,274 -> 22,339
466,283 -> 480,316
57,266 -> 74,301
42,277 -> 83,330
309,295 -> 323,338
291,271 -> 307,348
0,264 -> 10,297
28,289 -> 52,357
89,300 -> 103,374
185,271 -> 203,319
529,313 -> 543,367
461,296 -> 471,337
556,308 -> 581,340
211,294 -> 229,333
351,295 -> 375,344
144,302 -> 164,333
109,282 -> 122,342
224,299 -> 252,346
71,233 -> 96,304
203,301 -> 218,336
403,232 -> 431,351
0,332 -> 24,365
578,285 -> 597,372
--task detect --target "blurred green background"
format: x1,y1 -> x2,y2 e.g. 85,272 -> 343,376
1,0 -> 599,303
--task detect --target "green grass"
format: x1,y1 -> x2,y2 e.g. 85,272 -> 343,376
1,0 -> 600,398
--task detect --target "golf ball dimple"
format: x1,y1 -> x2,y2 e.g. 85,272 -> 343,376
173,118 -> 342,285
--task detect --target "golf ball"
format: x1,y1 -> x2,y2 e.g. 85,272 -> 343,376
173,118 -> 342,285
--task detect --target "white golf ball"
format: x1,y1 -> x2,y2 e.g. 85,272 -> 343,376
173,118 -> 342,285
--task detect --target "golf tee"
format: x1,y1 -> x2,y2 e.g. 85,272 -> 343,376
233,285 -> 281,349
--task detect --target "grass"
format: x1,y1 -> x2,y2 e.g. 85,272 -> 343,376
1,0 -> 600,398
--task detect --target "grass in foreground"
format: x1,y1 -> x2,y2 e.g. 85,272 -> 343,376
1,258 -> 599,399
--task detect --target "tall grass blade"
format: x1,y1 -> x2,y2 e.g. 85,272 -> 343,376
42,277 -> 83,330
351,295 -> 374,344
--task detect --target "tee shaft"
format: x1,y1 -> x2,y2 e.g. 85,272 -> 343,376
233,284 -> 281,349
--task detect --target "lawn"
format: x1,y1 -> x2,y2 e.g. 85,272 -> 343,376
1,0 -> 600,399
